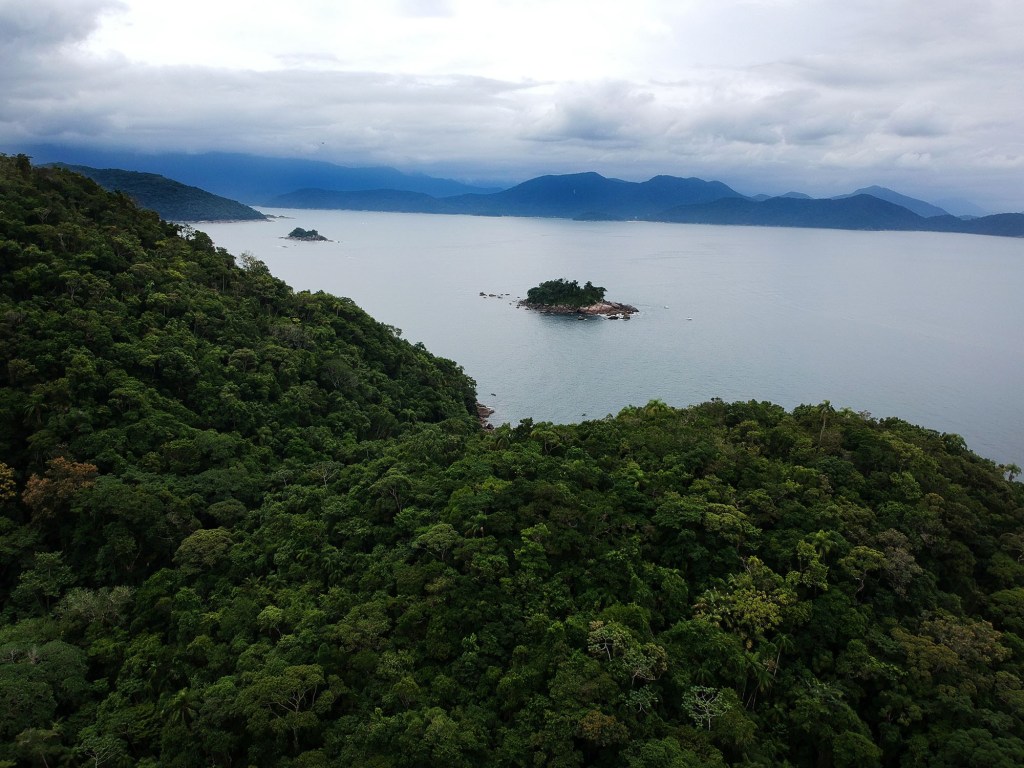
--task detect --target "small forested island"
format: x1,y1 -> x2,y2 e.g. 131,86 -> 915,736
286,226 -> 329,241
519,277 -> 638,317
3,155 -> 1024,767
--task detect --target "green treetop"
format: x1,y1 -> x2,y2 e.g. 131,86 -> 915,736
4,155 -> 1024,768
525,278 -> 606,307
288,227 -> 327,240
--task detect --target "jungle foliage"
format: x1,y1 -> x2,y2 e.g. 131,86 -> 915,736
525,278 -> 606,308
2,155 -> 1024,767
287,228 -> 328,241
51,164 -> 268,222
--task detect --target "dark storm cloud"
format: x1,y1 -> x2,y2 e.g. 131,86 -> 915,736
0,0 -> 123,50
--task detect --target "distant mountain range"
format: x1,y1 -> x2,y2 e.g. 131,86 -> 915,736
20,145 -> 1023,237
266,172 -> 1024,238
51,165 -> 267,222
266,172 -> 746,219
832,185 -> 950,218
653,194 -> 1024,237
22,146 -> 499,203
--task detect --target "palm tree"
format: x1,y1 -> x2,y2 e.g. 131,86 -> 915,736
744,651 -> 774,709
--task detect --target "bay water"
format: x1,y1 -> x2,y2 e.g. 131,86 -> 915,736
197,210 -> 1024,466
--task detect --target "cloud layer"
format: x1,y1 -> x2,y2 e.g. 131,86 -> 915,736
2,0 -> 1022,211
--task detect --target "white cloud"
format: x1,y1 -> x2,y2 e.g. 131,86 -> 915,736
1,0 -> 1022,211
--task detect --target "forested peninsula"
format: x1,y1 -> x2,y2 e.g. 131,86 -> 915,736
50,164 -> 268,223
3,154 -> 1024,768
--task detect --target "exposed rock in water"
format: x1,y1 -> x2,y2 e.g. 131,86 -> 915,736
517,299 -> 639,317
476,402 -> 495,430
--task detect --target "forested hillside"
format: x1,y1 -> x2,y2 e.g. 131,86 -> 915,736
2,155 -> 1024,767
52,164 -> 268,222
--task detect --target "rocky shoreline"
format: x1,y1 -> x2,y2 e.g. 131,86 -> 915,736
475,402 -> 495,430
516,299 -> 639,319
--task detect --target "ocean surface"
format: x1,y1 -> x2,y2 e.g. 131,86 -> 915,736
196,210 -> 1024,466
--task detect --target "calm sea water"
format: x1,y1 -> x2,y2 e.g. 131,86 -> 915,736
196,210 -> 1024,466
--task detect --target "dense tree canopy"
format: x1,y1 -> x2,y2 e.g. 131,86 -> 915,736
525,278 -> 606,307
2,155 -> 1024,767
54,164 -> 267,222
287,228 -> 328,241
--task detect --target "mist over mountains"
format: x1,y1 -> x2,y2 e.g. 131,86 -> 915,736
267,172 -> 748,219
20,146 -> 500,203
21,146 -> 1023,236
832,186 -> 950,218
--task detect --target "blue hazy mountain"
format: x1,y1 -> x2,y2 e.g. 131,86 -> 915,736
752,187 -> 951,218
25,146 -> 1020,237
442,172 -> 745,218
654,194 -> 1024,236
656,194 -> 927,229
21,146 -> 501,203
54,164 -> 267,222
934,197 -> 991,218
750,191 -> 813,201
267,187 -> 448,213
268,172 -> 1023,236
266,172 -> 746,218
833,185 -> 950,218
926,212 -> 1024,237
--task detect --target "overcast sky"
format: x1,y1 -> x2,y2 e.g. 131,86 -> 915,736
2,0 -> 1022,211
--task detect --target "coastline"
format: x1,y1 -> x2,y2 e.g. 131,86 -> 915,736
517,299 -> 638,318
475,402 -> 495,430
